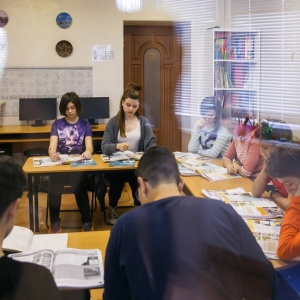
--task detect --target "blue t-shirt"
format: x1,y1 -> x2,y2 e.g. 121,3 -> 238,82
50,118 -> 92,154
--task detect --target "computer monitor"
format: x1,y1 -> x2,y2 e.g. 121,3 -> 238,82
19,98 -> 57,127
80,97 -> 110,125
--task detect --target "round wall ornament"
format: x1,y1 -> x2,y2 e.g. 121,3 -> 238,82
56,40 -> 73,58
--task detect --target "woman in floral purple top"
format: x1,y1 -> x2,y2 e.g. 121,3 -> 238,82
48,92 -> 93,233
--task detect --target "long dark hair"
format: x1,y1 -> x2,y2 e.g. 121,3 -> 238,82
117,83 -> 141,137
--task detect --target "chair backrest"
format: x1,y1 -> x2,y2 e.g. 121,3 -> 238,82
23,147 -> 49,157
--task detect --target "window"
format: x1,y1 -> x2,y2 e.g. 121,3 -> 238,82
157,0 -> 217,118
230,0 -> 300,134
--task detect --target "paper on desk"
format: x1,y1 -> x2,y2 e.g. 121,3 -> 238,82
3,226 -> 68,253
29,233 -> 68,252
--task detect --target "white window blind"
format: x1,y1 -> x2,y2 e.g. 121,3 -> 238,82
230,0 -> 300,132
157,0 -> 217,117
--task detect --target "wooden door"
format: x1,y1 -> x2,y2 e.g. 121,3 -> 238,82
124,25 -> 181,151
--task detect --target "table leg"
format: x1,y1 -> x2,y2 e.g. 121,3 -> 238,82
28,174 -> 34,231
33,174 -> 40,232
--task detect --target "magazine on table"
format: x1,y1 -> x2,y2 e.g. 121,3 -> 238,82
244,219 -> 282,260
178,163 -> 199,176
101,151 -> 143,162
9,248 -> 104,289
196,162 -> 241,182
109,159 -> 135,167
174,152 -> 211,165
202,187 -> 249,201
202,187 -> 284,219
33,155 -> 94,167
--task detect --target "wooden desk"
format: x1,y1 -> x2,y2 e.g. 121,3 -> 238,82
67,231 -> 110,300
182,158 -> 254,196
22,155 -> 105,232
181,159 -> 292,269
0,124 -> 106,142
67,230 -> 110,257
22,155 -> 138,232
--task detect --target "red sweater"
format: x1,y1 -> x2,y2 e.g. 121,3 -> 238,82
277,195 -> 300,260
224,132 -> 263,178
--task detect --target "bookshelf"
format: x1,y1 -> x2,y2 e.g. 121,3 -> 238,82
213,30 -> 260,120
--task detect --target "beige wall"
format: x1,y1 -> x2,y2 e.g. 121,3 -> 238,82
0,0 -> 171,125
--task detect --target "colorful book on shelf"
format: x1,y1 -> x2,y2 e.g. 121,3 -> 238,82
202,187 -> 284,219
196,163 -> 241,182
244,219 -> 281,260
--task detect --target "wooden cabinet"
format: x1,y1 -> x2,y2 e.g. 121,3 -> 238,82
213,30 -> 260,119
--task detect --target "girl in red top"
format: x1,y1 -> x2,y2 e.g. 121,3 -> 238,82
265,144 -> 300,260
252,120 -> 293,211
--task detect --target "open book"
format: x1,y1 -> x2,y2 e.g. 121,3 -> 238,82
3,226 -> 68,253
196,162 -> 241,182
174,152 -> 211,165
174,152 -> 212,177
244,219 -> 281,259
178,163 -> 199,176
202,187 -> 284,219
9,248 -> 104,289
101,151 -> 143,162
33,155 -> 95,167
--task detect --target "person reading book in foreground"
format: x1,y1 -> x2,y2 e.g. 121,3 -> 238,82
0,156 -> 62,300
104,146 -> 278,300
265,144 -> 300,260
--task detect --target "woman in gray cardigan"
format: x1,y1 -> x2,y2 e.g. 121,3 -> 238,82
101,83 -> 157,225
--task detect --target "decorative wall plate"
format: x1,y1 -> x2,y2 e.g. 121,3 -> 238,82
56,12 -> 72,29
0,11 -> 9,27
56,40 -> 73,57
